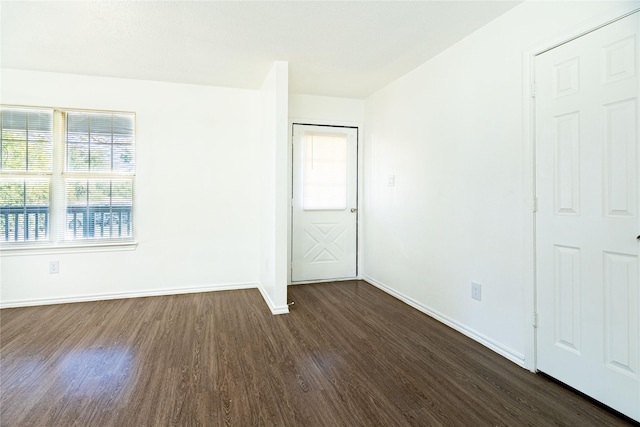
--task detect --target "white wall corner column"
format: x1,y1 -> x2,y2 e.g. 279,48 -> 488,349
259,61 -> 290,314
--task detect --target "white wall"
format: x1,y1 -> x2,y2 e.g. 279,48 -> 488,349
289,94 -> 365,124
0,69 -> 262,306
259,61 -> 289,313
362,1 -> 632,367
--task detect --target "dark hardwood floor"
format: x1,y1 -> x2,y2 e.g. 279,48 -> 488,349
1,281 -> 635,426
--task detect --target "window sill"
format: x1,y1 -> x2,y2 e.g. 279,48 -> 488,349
0,241 -> 138,256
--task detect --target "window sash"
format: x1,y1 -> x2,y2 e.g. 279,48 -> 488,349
63,178 -> 134,240
0,107 -> 54,173
64,111 -> 135,174
0,178 -> 51,243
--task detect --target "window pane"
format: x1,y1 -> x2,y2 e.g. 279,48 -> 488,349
113,145 -> 135,173
65,179 -> 133,240
67,143 -> 90,172
1,108 -> 53,172
65,112 -> 135,173
112,114 -> 135,173
90,143 -> 112,173
28,138 -> 54,172
2,137 -> 27,171
89,114 -> 112,136
0,178 -> 50,242
303,133 -> 348,210
113,115 -> 134,141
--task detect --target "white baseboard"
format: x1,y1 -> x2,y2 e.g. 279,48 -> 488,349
257,285 -> 290,315
0,282 -> 259,309
362,275 -> 526,368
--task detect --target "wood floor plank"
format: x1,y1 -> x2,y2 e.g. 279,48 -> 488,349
1,280 -> 635,426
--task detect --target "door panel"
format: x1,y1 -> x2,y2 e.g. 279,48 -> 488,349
291,124 -> 357,282
535,12 -> 639,421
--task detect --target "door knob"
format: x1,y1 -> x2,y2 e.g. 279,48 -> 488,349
351,208 -> 358,213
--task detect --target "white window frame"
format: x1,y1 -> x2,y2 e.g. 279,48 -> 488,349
0,105 -> 138,255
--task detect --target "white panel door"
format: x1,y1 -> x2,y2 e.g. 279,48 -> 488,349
535,12 -> 639,421
291,124 -> 357,282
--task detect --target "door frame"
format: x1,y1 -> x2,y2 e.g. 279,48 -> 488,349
288,119 -> 364,285
523,4 -> 640,372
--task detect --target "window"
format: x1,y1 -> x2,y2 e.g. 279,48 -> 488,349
0,106 -> 135,247
63,111 -> 135,241
303,132 -> 348,210
0,108 -> 53,243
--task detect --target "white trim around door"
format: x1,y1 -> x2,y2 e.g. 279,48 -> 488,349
287,119 -> 364,286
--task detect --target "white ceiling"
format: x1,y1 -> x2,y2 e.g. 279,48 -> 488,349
1,1 -> 521,99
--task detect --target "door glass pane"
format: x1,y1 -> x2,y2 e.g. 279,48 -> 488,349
303,132 -> 347,210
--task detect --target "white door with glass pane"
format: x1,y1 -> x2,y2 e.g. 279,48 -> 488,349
535,12 -> 639,421
292,124 -> 357,282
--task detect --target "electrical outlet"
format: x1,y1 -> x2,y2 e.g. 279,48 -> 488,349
49,261 -> 59,274
387,175 -> 395,186
471,282 -> 481,301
